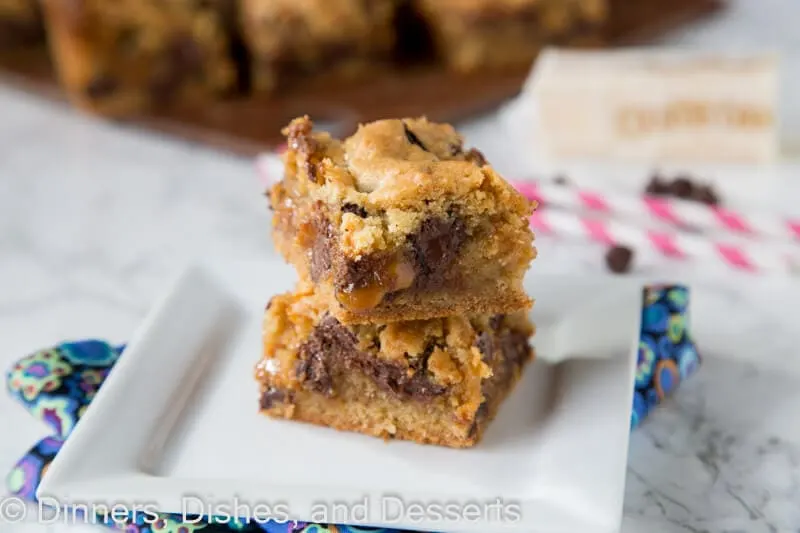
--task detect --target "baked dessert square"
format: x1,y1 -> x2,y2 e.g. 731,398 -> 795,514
40,0 -> 238,115
413,0 -> 608,72
269,116 -> 537,324
256,287 -> 535,448
0,0 -> 44,46
239,0 -> 398,93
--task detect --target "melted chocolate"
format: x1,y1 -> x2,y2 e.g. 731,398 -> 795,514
309,212 -> 334,282
409,216 -> 468,291
403,123 -> 428,152
342,203 -> 368,218
296,315 -> 447,400
468,328 -> 531,437
309,213 -> 468,300
260,388 -> 293,409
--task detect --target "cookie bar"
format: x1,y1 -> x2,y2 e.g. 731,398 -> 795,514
414,0 -> 608,72
239,0 -> 398,93
0,0 -> 43,46
40,0 -> 238,115
269,116 -> 536,324
256,288 -> 535,448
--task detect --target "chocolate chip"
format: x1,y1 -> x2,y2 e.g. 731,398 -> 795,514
468,402 -> 490,439
334,215 -> 470,300
314,213 -> 468,303
409,216 -> 467,291
476,332 -> 494,363
296,315 -> 448,401
645,172 -> 723,206
448,142 -> 464,156
417,342 -> 436,365
310,214 -> 334,283
296,335 -> 336,396
342,203 -> 368,218
403,123 -> 428,152
84,75 -> 118,99
692,184 -> 720,206
669,177 -> 693,199
304,161 -> 319,182
500,331 -> 532,377
489,315 -> 504,331
645,174 -> 669,195
339,253 -> 392,293
469,330 -> 531,441
401,372 -> 448,399
605,245 -> 634,274
552,174 -> 570,185
260,388 -> 292,410
465,148 -> 487,167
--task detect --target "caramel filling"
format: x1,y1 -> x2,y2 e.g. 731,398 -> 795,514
337,257 -> 416,312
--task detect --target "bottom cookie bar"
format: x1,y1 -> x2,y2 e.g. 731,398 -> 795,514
256,287 -> 535,448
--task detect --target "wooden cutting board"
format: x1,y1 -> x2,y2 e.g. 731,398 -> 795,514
0,0 -> 723,156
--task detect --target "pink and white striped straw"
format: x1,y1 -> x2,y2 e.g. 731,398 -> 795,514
529,209 -> 800,276
515,180 -> 800,244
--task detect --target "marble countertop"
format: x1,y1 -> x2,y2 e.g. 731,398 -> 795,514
3,2 -> 800,531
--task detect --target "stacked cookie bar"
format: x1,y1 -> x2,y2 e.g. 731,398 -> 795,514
256,116 -> 538,448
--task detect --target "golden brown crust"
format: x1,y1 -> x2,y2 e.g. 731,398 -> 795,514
258,374 -> 527,448
282,115 -> 533,215
271,184 -> 535,323
311,279 -> 534,324
259,287 -> 522,391
257,288 -> 535,448
271,116 -> 536,323
40,0 -> 236,116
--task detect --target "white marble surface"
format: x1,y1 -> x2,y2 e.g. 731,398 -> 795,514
3,2 -> 800,531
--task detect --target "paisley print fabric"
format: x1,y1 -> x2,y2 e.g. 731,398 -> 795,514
631,286 -> 701,428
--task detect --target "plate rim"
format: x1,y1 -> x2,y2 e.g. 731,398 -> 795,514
37,258 -> 641,533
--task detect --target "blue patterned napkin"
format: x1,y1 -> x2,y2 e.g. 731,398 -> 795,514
4,286 -> 700,532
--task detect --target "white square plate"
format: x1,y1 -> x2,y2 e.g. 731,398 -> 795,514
38,259 -> 641,533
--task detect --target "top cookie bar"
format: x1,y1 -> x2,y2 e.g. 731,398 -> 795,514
270,116 -> 537,324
